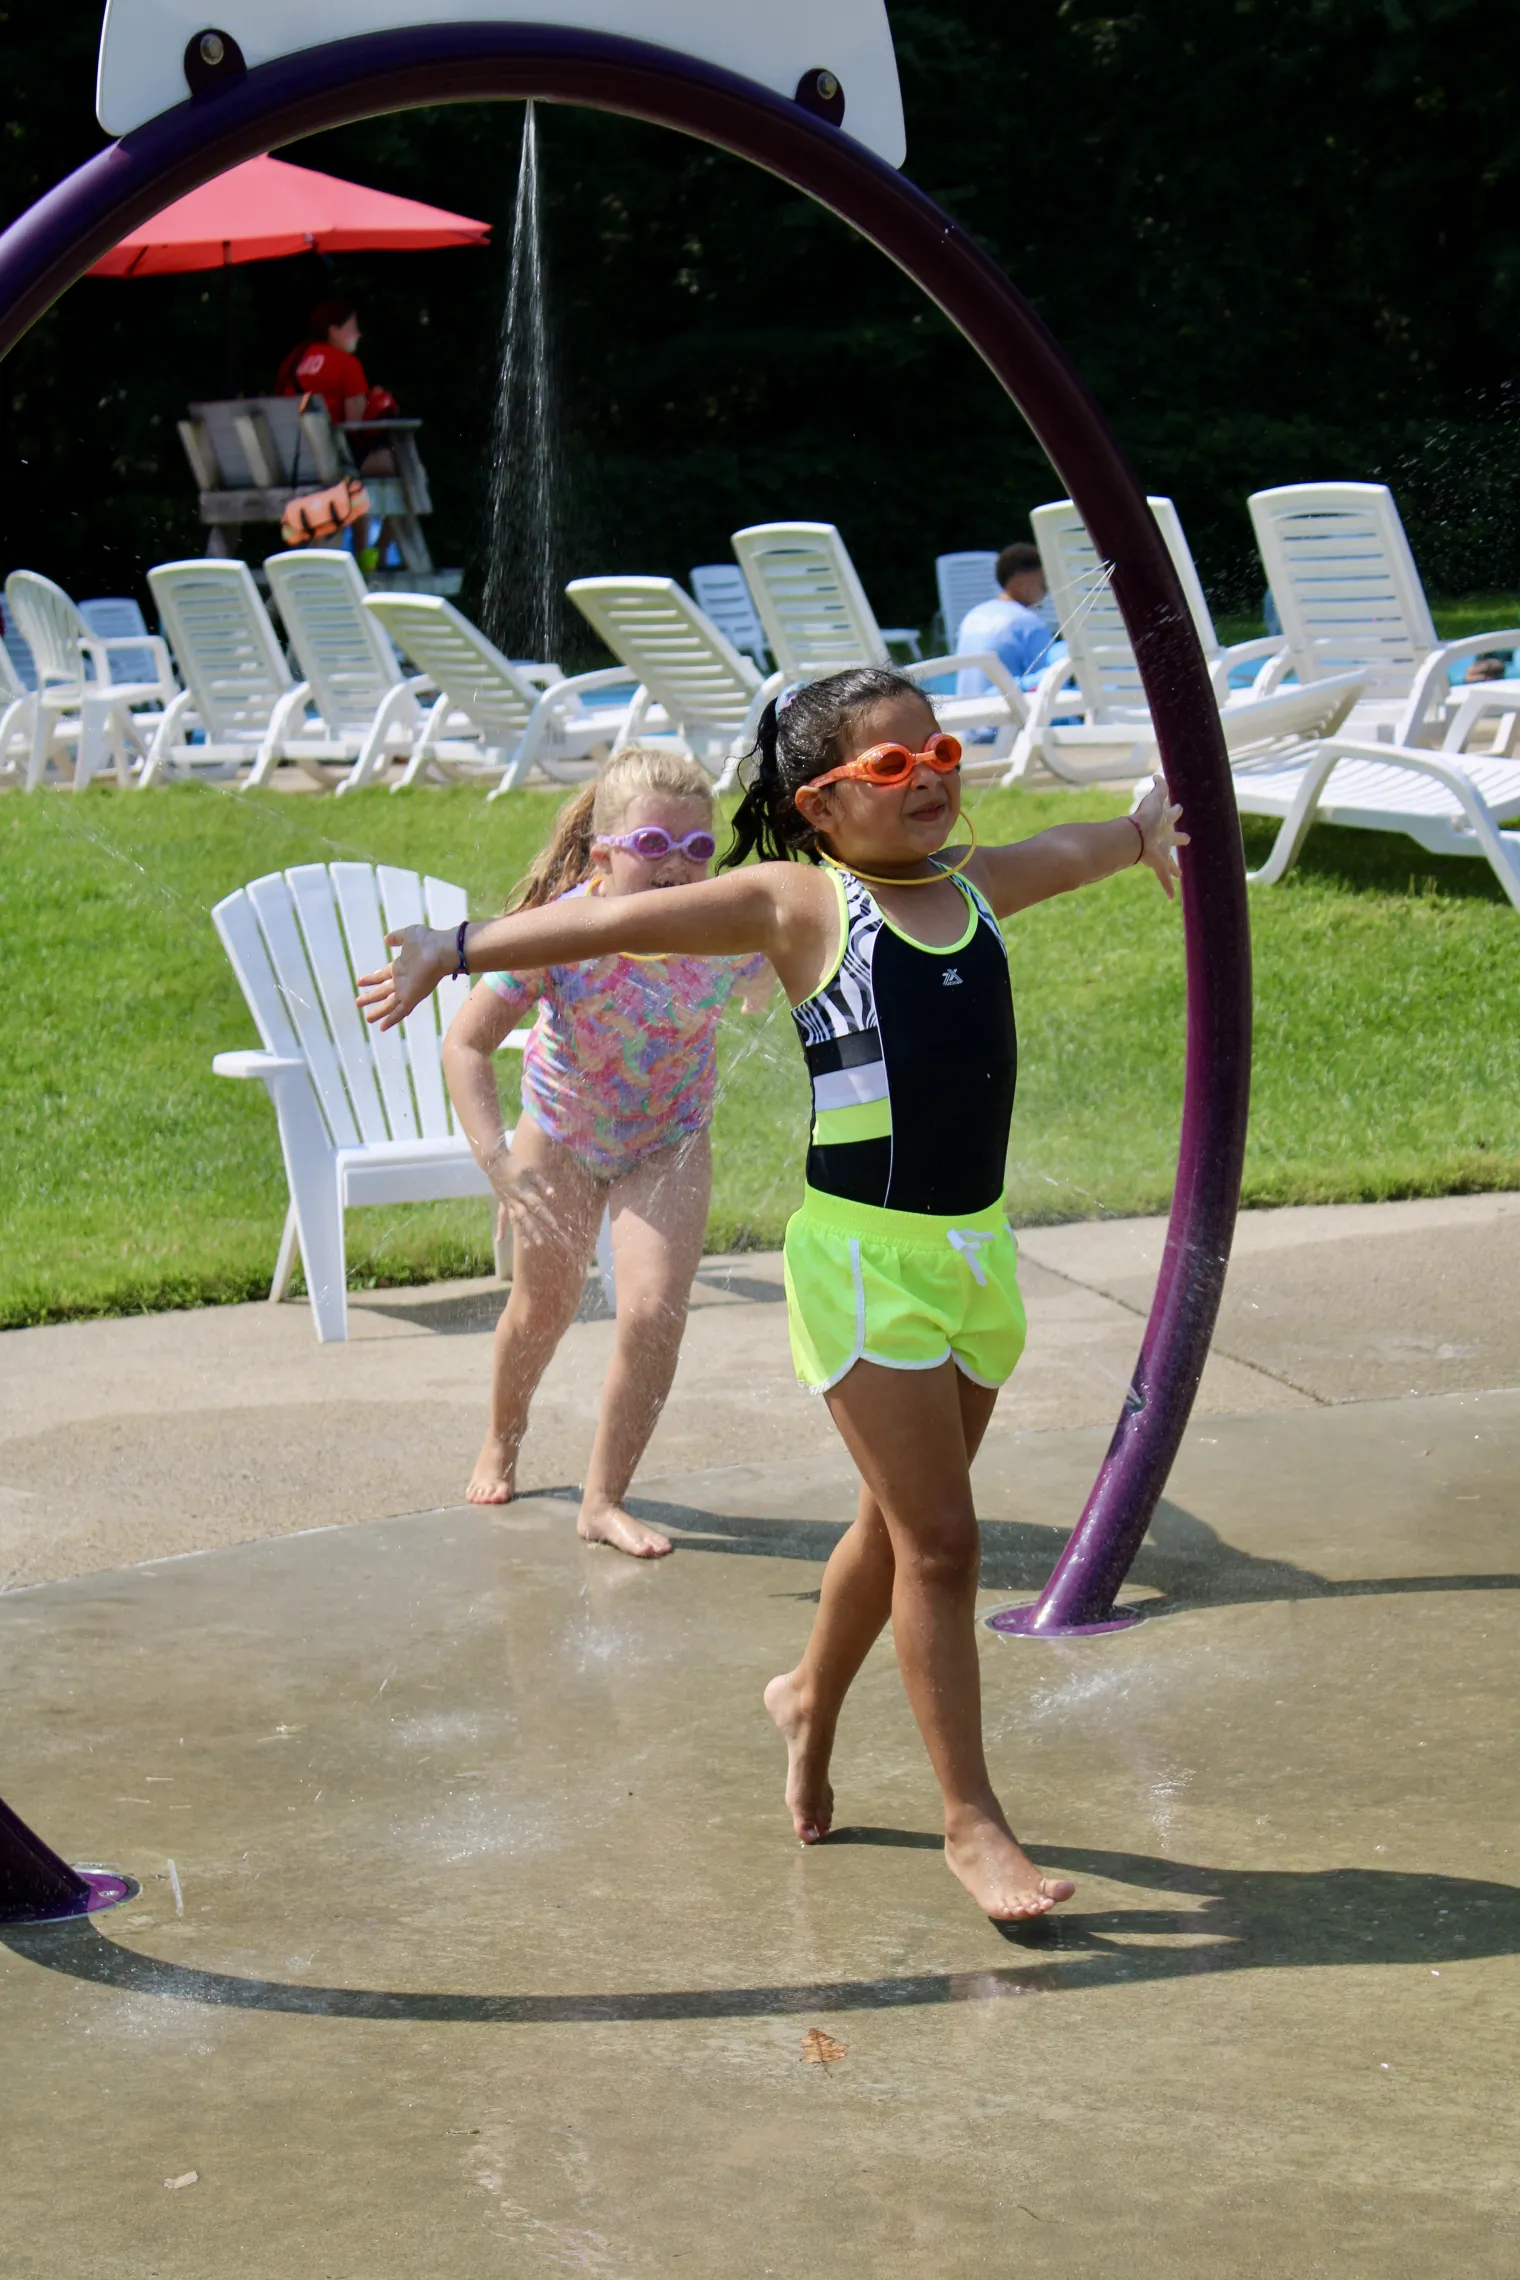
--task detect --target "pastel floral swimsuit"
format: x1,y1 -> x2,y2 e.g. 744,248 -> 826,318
486,882 -> 767,1178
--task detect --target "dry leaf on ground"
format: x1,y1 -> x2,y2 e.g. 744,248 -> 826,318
801,2029 -> 846,2065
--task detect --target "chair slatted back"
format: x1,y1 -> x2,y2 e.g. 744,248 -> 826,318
935,552 -> 1000,650
149,560 -> 294,743
363,593 -> 536,748
1031,496 -> 1221,719
4,571 -> 88,694
377,866 -> 463,1137
265,549 -> 407,738
689,564 -> 770,667
1248,481 -> 1437,698
567,576 -> 761,736
730,522 -> 889,681
211,863 -> 472,1149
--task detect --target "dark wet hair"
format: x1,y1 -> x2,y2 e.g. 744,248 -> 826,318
721,666 -> 934,868
309,299 -> 358,340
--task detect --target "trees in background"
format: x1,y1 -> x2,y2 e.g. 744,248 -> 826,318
0,0 -> 1516,631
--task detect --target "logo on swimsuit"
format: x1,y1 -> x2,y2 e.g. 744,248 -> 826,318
942,967 -> 963,987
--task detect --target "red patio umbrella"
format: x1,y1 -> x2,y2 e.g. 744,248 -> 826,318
88,154 -> 490,276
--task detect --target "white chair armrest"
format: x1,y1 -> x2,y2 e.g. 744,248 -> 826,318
1220,634 -> 1284,668
1404,630 -> 1520,740
213,1050 -> 306,1080
98,633 -> 176,689
906,651 -> 1028,723
1017,647 -> 1084,732
1441,681 -> 1520,752
551,665 -> 641,702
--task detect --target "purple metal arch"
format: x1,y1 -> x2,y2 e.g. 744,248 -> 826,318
0,17 -> 1250,1915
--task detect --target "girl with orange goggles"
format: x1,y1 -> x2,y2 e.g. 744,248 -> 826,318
359,666 -> 1185,1931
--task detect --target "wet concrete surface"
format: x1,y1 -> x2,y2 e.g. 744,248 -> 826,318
2,1197 -> 1518,2273
8,1189 -> 1509,1591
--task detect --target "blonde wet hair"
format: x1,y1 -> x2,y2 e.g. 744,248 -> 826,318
506,745 -> 717,912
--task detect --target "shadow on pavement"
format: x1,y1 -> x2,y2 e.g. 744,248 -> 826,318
6,1852 -> 1516,2016
633,1497 -> 1520,1617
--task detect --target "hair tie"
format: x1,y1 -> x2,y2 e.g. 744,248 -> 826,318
776,681 -> 805,714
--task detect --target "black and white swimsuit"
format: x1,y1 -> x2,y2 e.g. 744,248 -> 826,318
791,865 -> 1017,1219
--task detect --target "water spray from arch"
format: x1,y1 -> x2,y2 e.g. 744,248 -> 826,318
482,100 -> 561,663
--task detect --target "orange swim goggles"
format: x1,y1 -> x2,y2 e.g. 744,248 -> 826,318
803,731 -> 962,796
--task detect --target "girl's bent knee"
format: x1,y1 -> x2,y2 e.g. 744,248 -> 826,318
898,1523 -> 980,1594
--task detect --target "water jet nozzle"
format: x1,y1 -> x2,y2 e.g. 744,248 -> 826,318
794,68 -> 845,128
183,26 -> 247,98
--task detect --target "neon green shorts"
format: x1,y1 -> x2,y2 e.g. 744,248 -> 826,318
783,1187 -> 1027,1394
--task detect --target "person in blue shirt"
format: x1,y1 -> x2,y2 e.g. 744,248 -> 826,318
955,542 -> 1057,700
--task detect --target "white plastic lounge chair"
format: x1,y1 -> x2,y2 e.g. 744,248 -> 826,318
212,861 -> 614,1341
566,575 -> 775,783
362,593 -> 628,796
689,564 -> 771,670
1012,497 -> 1356,784
1230,733 -> 1520,910
935,551 -> 1000,651
730,521 -> 1025,752
263,549 -> 426,794
144,558 -> 380,789
5,568 -> 174,789
1247,482 -> 1520,746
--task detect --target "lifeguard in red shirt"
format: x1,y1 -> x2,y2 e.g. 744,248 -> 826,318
276,300 -> 396,427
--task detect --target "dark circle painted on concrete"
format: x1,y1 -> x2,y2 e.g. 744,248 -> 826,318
0,23 -> 1250,1645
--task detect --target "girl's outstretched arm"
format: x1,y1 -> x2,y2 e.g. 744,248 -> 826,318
358,863 -> 828,1031
971,777 -> 1188,919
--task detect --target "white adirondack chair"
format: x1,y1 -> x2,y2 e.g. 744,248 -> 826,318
689,563 -> 771,669
566,575 -> 776,783
935,551 -> 1000,651
1012,496 -> 1358,784
1247,482 -> 1520,746
361,593 -> 629,795
264,549 -> 426,793
212,861 -> 614,1341
730,520 -> 1026,752
144,559 -> 370,789
5,569 -> 173,790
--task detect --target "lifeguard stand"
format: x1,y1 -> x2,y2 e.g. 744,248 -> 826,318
177,391 -> 458,591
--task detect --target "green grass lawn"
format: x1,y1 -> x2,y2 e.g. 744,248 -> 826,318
3,775 -> 1519,1328
1215,596 -> 1520,647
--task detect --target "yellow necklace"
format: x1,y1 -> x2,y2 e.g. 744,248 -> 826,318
820,811 -> 979,889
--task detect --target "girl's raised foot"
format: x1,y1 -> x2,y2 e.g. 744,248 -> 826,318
763,1671 -> 835,1844
578,1500 -> 672,1559
944,1812 -> 1075,1922
466,1429 -> 516,1506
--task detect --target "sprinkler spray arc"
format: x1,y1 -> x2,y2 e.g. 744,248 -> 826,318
0,10 -> 1251,1919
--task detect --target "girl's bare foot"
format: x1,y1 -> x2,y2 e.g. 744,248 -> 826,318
945,1809 -> 1075,1922
763,1671 -> 835,1844
577,1500 -> 672,1558
466,1429 -> 516,1506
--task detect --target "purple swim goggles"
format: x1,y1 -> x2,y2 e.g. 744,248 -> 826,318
595,825 -> 717,863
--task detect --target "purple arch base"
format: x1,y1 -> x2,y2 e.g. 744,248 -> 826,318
0,21 -> 1251,1919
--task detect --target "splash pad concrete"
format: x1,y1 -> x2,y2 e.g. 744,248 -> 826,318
3,1207 -> 1519,2275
